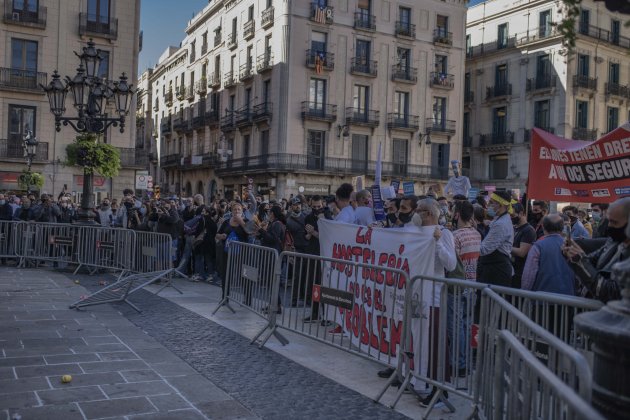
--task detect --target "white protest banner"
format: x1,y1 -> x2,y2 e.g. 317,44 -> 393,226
317,219 -> 435,367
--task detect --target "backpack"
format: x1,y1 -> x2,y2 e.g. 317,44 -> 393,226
283,227 -> 295,252
183,215 -> 202,236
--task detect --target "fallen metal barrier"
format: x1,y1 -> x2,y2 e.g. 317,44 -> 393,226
493,330 -> 604,420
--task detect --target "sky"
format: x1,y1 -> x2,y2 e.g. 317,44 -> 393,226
139,0 -> 209,73
138,0 -> 487,73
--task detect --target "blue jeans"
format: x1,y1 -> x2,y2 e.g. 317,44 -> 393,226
194,247 -> 214,280
447,293 -> 470,370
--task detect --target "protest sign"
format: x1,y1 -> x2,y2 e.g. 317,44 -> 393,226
402,181 -> 415,195
391,179 -> 400,194
528,126 -> 630,203
371,184 -> 385,221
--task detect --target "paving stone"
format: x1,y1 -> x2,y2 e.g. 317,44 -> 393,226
120,369 -> 162,383
0,391 -> 39,409
128,410 -> 207,420
9,402 -> 84,420
100,380 -> 174,399
82,335 -> 121,345
0,368 -> 15,380
3,347 -> 74,358
165,375 -> 231,404
134,349 -> 184,364
44,353 -> 100,365
37,385 -> 107,405
21,338 -> 85,348
0,356 -> 44,368
79,359 -> 149,373
68,343 -> 129,353
56,327 -> 113,338
49,372 -> 126,388
196,400 -> 255,420
0,377 -> 50,394
79,396 -> 157,419
149,362 -> 199,377
119,338 -> 164,351
148,393 -> 193,412
15,363 -> 82,378
97,351 -> 138,361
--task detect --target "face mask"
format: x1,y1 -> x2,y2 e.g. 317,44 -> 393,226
487,208 -> 496,218
531,212 -> 543,223
591,211 -> 601,222
387,213 -> 398,224
440,205 -> 449,214
569,215 -> 578,223
411,212 -> 423,227
511,216 -> 520,225
438,216 -> 447,226
398,211 -> 412,224
607,224 -> 628,243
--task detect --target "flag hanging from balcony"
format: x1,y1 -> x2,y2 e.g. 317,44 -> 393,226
527,125 -> 630,203
314,6 -> 326,24
315,52 -> 324,74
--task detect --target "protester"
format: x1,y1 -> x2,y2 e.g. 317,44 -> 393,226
215,202 -> 250,298
562,205 -> 589,239
578,209 -> 593,238
96,198 -> 114,227
478,191 -> 514,287
563,197 -> 630,303
0,194 -> 13,221
334,183 -> 355,224
510,203 -> 537,288
255,205 -> 285,313
30,194 -> 61,223
521,213 -> 575,295
354,189 -> 375,226
14,198 -> 31,221
472,204 -> 488,239
529,200 -> 548,239
591,203 -> 609,238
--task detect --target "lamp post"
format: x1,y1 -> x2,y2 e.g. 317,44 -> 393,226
22,130 -> 38,172
40,39 -> 133,223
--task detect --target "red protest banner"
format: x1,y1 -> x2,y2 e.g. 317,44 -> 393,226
528,126 -> 630,203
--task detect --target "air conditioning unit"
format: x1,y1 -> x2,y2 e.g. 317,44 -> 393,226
12,12 -> 20,21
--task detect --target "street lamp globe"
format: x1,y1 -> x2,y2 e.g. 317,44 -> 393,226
113,72 -> 132,118
77,38 -> 103,79
42,71 -> 67,118
66,65 -> 89,113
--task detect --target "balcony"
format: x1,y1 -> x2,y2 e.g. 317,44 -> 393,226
301,102 -> 337,122
486,84 -> 512,101
224,71 -> 237,88
173,115 -> 185,132
387,114 -> 419,132
605,82 -> 628,98
192,115 -> 206,130
262,6 -> 274,28
425,119 -> 456,135
0,139 -> 48,161
119,148 -> 149,168
3,4 -> 46,28
463,136 -> 473,148
189,49 -> 196,63
160,118 -> 172,134
464,91 -> 475,106
391,65 -> 417,83
214,153 -> 450,180
572,127 -> 597,141
214,32 -> 222,47
430,72 -> 454,89
516,26 -> 559,46
243,20 -> 255,40
433,29 -> 453,46
579,24 -> 630,49
185,84 -> 195,101
208,72 -> 221,89
256,52 -> 273,73
526,76 -> 557,93
479,131 -> 515,147
395,21 -> 415,39
309,2 -> 333,25
164,90 -> 173,106
153,99 -> 159,111
235,106 -> 253,128
195,79 -> 207,95
79,13 -> 117,40
0,68 -> 47,93
220,112 -> 236,132
467,37 -> 516,59
175,86 -> 185,100
205,109 -> 220,127
525,127 -> 554,142
573,75 -> 597,91
161,154 -> 179,168
306,50 -> 334,71
201,42 -> 208,56
350,58 -> 377,77
354,12 -> 376,31
239,63 -> 254,82
345,108 -> 379,128
227,32 -> 237,50
252,102 -> 273,124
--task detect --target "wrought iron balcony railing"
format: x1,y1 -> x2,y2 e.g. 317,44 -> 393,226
354,12 -> 376,31
516,26 -> 559,45
3,3 -> 46,28
224,71 -> 237,88
261,6 -> 274,28
425,119 -> 456,135
433,28 -> 453,46
243,19 -> 255,40
306,50 -> 334,71
350,58 -> 377,77
0,68 -> 47,92
346,108 -> 379,127
253,102 -> 273,123
430,72 -> 454,89
301,101 -> 337,121
391,65 -> 417,83
486,84 -> 512,100
605,82 -> 629,98
239,63 -> 254,81
395,21 -> 415,38
227,32 -> 237,49
573,75 -> 597,90
79,13 -> 117,39
387,113 -> 419,131
256,52 -> 273,73
480,131 -> 515,146
526,76 -> 557,92
579,24 -> 630,49
572,127 -> 597,141
0,139 -> 48,161
208,72 -> 221,88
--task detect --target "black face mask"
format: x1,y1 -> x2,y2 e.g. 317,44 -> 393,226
607,224 -> 628,243
124,202 -> 133,209
386,213 -> 398,224
511,216 -> 520,225
569,215 -> 578,223
530,213 -> 543,223
398,211 -> 412,224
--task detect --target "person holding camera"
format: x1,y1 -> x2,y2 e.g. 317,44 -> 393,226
30,194 -> 61,223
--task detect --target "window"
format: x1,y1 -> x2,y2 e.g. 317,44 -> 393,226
248,5 -> 254,21
358,0 -> 371,15
245,87 -> 252,111
351,134 -> 368,171
433,97 -> 446,125
210,92 -> 220,113
260,130 -> 269,157
495,64 -> 508,88
97,51 -> 109,79
609,62 -> 620,84
231,17 -> 237,37
230,55 -> 235,72
611,19 -> 620,44
463,112 -> 471,145
309,78 -> 327,111
307,130 -> 325,170
12,0 -> 38,20
87,0 -> 110,27
493,106 -> 507,135
243,134 -> 250,159
214,56 -> 221,75
580,9 -> 590,33
311,31 -> 327,53
265,35 -> 272,57
497,23 -> 508,49
263,79 -> 271,103
536,54 -> 550,79
607,107 -> 619,133
246,45 -> 253,69
353,85 -> 369,114
576,100 -> 588,129
8,104 -> 36,155
229,94 -> 235,112
392,138 -> 408,175
431,143 -> 450,178
539,10 -> 551,37
397,47 -> 410,70
465,34 -> 471,56
489,154 -> 508,180
577,54 -> 589,77
190,40 -> 196,63
436,14 -> 448,36
534,100 -> 550,130
399,7 -> 411,28
11,38 -> 38,72
435,54 -> 448,74
394,91 -> 409,119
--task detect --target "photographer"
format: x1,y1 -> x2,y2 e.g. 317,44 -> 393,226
30,194 -> 61,223
114,189 -> 143,228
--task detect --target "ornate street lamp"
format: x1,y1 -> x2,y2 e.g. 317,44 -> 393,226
41,38 -> 133,223
22,130 -> 39,172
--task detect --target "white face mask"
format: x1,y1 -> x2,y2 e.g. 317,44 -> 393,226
411,212 -> 423,227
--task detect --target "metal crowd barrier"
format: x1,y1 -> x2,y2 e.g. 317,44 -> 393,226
0,220 -> 19,259
22,222 -> 80,267
75,226 -> 135,275
132,230 -> 173,273
493,330 -> 604,420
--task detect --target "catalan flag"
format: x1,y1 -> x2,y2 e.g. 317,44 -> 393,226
314,6 -> 326,24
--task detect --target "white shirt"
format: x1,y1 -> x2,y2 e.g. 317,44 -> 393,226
354,206 -> 375,226
335,205 -> 356,224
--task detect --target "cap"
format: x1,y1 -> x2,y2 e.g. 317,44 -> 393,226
291,197 -> 301,204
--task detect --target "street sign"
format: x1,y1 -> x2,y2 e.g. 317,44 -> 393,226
135,170 -> 149,190
147,182 -> 153,189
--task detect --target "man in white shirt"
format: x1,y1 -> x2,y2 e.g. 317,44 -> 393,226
354,189 -> 375,226
334,183 -> 356,224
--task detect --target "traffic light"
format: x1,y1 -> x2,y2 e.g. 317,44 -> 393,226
154,185 -> 161,199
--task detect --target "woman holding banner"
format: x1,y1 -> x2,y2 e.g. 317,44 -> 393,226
477,191 -> 515,287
